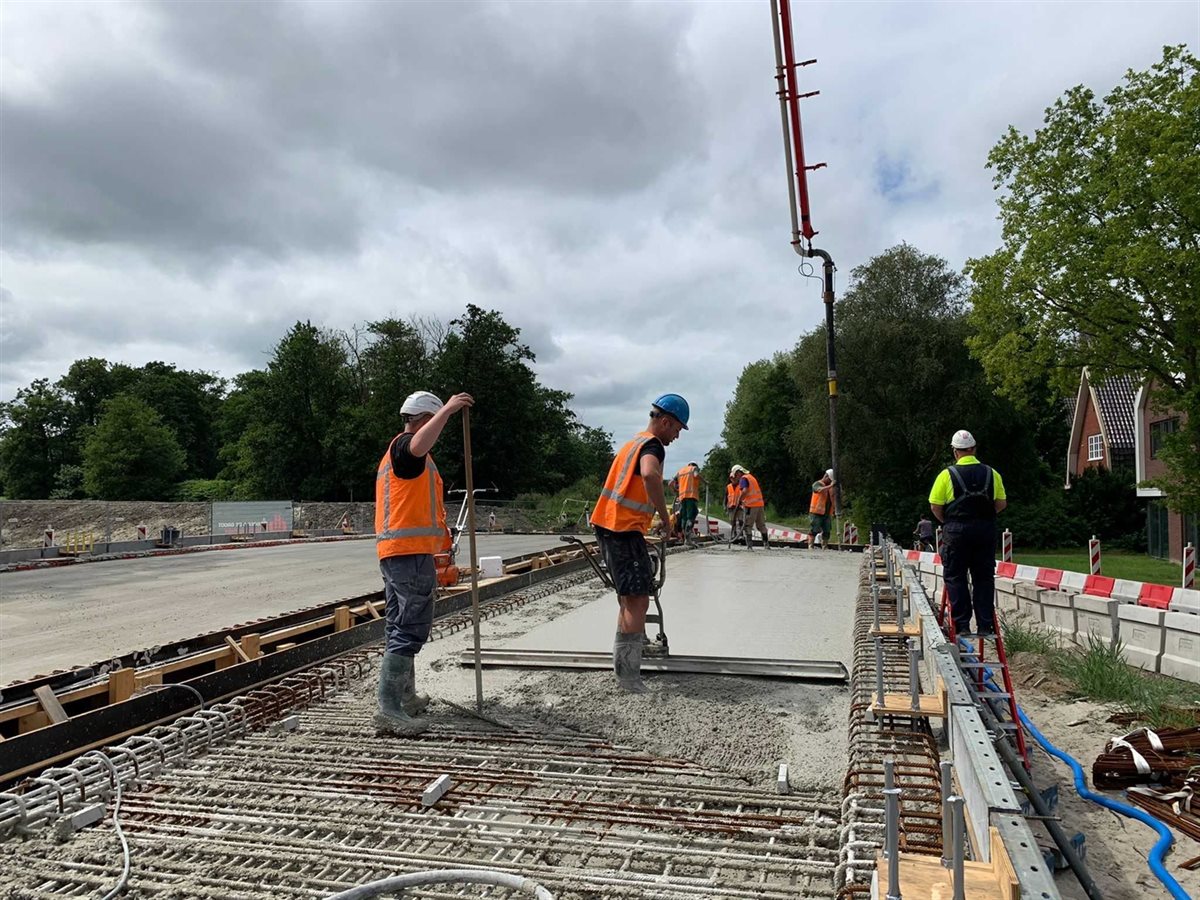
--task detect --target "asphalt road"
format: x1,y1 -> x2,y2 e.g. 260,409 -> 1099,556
0,534 -> 574,683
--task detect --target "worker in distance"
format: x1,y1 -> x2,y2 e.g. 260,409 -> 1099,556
374,389 -> 474,736
592,393 -> 689,692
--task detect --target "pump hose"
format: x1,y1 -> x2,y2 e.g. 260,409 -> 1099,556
970,649 -> 1192,900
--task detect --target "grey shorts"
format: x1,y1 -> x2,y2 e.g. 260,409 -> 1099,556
380,553 -> 437,655
594,527 -> 655,597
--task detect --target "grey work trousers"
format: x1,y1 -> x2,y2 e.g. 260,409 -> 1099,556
380,554 -> 437,655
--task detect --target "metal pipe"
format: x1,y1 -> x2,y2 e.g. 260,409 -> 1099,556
940,761 -> 953,868
767,0 -> 801,247
872,582 -> 881,631
874,636 -> 885,705
808,247 -> 840,516
949,796 -> 965,900
776,0 -> 816,243
462,408 -> 484,713
883,757 -> 895,792
883,787 -> 902,898
908,639 -> 920,710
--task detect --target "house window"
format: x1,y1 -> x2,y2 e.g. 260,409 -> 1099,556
1149,417 -> 1180,459
1148,501 -> 1170,559
1087,434 -> 1103,461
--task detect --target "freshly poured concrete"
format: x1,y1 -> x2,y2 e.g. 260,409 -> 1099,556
504,547 -> 858,664
0,534 -> 572,682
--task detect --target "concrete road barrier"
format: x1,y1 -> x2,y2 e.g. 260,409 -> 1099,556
1169,588 -> 1200,615
1117,604 -> 1166,673
1161,612 -> 1200,683
1039,590 -> 1075,643
1014,581 -> 1045,621
1073,594 -> 1122,649
995,577 -> 1019,616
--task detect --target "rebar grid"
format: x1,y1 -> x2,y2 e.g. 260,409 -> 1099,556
2,571 -> 843,898
835,547 -> 944,899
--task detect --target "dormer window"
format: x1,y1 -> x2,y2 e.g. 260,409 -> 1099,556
1087,434 -> 1103,461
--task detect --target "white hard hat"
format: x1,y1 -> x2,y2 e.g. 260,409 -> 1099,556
401,391 -> 444,417
730,465 -> 746,476
951,429 -> 976,450
825,468 -> 834,479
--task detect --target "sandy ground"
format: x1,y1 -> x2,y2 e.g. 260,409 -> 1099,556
1008,653 -> 1200,900
0,534 -> 578,683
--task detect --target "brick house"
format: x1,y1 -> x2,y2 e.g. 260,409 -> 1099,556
1065,368 -> 1136,485
1134,382 -> 1198,563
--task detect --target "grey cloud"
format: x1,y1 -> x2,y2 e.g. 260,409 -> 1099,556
3,0 -> 706,266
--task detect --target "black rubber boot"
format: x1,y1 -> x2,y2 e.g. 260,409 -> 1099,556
374,653 -> 430,736
402,659 -> 431,716
761,533 -> 769,550
613,632 -> 648,693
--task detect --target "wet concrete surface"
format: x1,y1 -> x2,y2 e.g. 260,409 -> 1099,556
0,534 -> 574,682
504,546 -> 859,664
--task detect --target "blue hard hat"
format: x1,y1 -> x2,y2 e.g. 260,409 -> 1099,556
651,393 -> 690,429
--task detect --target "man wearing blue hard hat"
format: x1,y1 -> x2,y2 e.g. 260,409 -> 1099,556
591,393 -> 689,692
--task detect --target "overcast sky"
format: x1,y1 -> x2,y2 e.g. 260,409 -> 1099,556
2,0 -> 1196,466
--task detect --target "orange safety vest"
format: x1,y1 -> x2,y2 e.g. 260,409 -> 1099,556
375,436 -> 449,559
740,473 -> 764,508
725,483 -> 738,507
677,467 -> 700,500
592,432 -> 657,534
810,484 -> 831,515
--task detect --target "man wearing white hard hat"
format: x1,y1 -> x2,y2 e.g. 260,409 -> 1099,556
374,389 -> 473,735
808,469 -> 836,549
929,430 -> 1008,638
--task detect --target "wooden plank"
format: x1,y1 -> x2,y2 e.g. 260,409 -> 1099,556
877,851 -> 1017,900
18,711 -> 51,733
241,633 -> 262,660
364,601 -> 381,620
135,671 -> 164,689
33,686 -> 69,724
108,667 -> 137,704
224,635 -> 251,663
275,642 -> 297,652
334,605 -> 352,632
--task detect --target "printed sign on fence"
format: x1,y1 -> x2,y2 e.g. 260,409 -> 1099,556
211,502 -> 293,535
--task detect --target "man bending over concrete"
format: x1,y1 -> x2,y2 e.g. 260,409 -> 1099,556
374,389 -> 474,735
592,393 -> 688,692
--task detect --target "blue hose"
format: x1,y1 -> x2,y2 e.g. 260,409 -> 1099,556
965,641 -> 1192,899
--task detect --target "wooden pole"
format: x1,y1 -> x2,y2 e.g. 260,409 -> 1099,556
463,408 -> 484,713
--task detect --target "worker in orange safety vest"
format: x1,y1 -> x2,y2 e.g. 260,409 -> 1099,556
808,469 -> 836,549
671,462 -> 703,544
731,465 -> 768,549
592,393 -> 689,692
374,389 -> 473,737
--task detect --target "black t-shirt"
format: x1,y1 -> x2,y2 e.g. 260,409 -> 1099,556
638,438 -> 665,467
389,433 -> 427,480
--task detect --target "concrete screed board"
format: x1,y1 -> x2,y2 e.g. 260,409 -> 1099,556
0,534 -> 569,684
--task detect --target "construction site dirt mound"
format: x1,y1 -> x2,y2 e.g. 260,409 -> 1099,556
0,500 -> 208,549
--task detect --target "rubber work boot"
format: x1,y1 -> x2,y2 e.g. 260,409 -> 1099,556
761,533 -> 769,550
402,659 -> 431,716
374,653 -> 430,736
613,632 -> 648,693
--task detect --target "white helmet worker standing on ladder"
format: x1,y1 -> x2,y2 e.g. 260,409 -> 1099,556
374,389 -> 474,736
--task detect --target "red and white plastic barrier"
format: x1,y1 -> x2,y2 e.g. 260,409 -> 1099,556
709,518 -> 720,536
43,527 -> 54,548
1088,535 -> 1102,575
842,522 -> 859,545
136,523 -> 147,540
1001,529 -> 1012,562
1185,542 -> 1196,590
935,526 -> 942,556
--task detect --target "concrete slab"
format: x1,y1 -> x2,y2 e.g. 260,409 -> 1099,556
1014,581 -> 1044,621
1039,590 -> 1075,643
1170,588 -> 1200,615
0,534 -> 572,683
502,548 -> 859,665
995,577 -> 1019,616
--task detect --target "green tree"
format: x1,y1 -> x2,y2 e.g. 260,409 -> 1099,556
966,45 -> 1200,512
0,379 -> 74,498
129,362 -> 225,479
82,395 -> 187,499
722,356 -> 805,511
